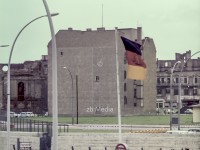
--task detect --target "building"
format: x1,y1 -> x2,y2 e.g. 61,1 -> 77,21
0,55 -> 48,114
47,27 -> 157,116
156,50 -> 200,113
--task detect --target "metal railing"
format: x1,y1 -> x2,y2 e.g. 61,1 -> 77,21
0,116 -> 69,135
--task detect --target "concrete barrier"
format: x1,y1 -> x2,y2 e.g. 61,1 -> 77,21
0,131 -> 200,150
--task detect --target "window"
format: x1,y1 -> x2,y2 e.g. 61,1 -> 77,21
95,76 -> 99,82
134,89 -> 137,98
174,89 -> 179,95
124,71 -> 127,79
184,88 -> 189,95
194,77 -> 198,84
184,77 -> 188,84
175,77 -> 179,83
60,52 -> 63,55
161,78 -> 164,83
157,89 -> 162,94
124,83 -> 126,91
124,96 -> 127,105
166,88 -> 170,94
167,78 -> 170,83
165,62 -> 168,67
193,88 -> 197,95
157,78 -> 160,84
134,103 -> 137,107
18,82 -> 25,101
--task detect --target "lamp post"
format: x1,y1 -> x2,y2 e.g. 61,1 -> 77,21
178,50 -> 200,130
63,67 -> 74,125
170,61 -> 181,130
6,14 -> 58,150
42,0 -> 59,149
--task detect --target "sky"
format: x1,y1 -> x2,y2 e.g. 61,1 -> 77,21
0,0 -> 200,63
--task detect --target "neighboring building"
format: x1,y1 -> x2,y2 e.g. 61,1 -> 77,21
156,50 -> 200,112
0,55 -> 48,114
48,27 -> 157,116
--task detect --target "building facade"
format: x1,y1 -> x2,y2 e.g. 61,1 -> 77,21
48,27 -> 157,116
0,56 -> 48,114
156,50 -> 200,113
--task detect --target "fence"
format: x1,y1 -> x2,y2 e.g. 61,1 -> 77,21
0,115 -> 69,135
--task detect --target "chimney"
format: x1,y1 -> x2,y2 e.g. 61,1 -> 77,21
137,27 -> 142,42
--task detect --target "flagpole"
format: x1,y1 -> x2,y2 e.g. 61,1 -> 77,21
115,27 -> 122,143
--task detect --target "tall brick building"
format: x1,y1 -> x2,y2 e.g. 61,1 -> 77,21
47,27 -> 157,116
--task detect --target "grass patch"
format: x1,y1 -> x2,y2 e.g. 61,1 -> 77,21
31,115 -> 195,125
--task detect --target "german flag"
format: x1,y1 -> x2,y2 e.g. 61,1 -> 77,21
121,36 -> 146,80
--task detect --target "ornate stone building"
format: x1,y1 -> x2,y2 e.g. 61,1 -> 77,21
48,27 -> 157,116
0,56 -> 48,114
156,50 -> 200,112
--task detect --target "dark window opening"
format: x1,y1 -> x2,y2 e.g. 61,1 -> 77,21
193,88 -> 197,95
18,82 -> 25,101
124,96 -> 127,105
95,76 -> 99,82
134,89 -> 137,98
124,83 -> 126,91
157,78 -> 160,84
61,52 -> 63,55
157,89 -> 162,94
174,89 -> 179,95
184,88 -> 189,95
124,71 -> 127,79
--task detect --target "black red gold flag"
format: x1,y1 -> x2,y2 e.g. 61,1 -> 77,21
121,36 -> 146,80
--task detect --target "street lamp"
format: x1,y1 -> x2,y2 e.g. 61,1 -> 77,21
178,50 -> 200,130
0,45 -> 9,47
63,67 -> 74,125
42,0 -> 59,149
6,13 -> 58,150
170,61 -> 181,130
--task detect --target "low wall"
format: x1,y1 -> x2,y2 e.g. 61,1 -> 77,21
0,131 -> 200,150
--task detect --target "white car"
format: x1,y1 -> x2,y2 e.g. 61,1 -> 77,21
184,109 -> 193,114
19,112 -> 34,117
26,112 -> 34,117
10,111 -> 18,117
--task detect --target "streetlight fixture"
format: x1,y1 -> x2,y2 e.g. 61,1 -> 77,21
170,61 -> 181,130
6,13 -> 58,150
0,45 -> 9,47
63,67 -> 74,125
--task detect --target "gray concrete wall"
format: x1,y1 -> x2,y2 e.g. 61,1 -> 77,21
0,131 -> 199,150
48,27 -> 156,116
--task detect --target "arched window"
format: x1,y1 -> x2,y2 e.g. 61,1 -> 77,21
18,82 -> 25,101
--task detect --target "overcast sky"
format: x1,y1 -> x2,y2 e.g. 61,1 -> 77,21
0,0 -> 200,63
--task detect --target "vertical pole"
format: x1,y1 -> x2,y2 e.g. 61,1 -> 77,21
42,0 -> 58,149
115,28 -> 122,143
170,70 -> 173,130
170,61 -> 180,131
76,75 -> 79,124
178,74 -> 181,130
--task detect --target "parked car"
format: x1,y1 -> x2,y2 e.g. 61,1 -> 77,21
19,112 -> 34,117
26,112 -> 34,117
10,111 -> 18,117
184,109 -> 193,114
